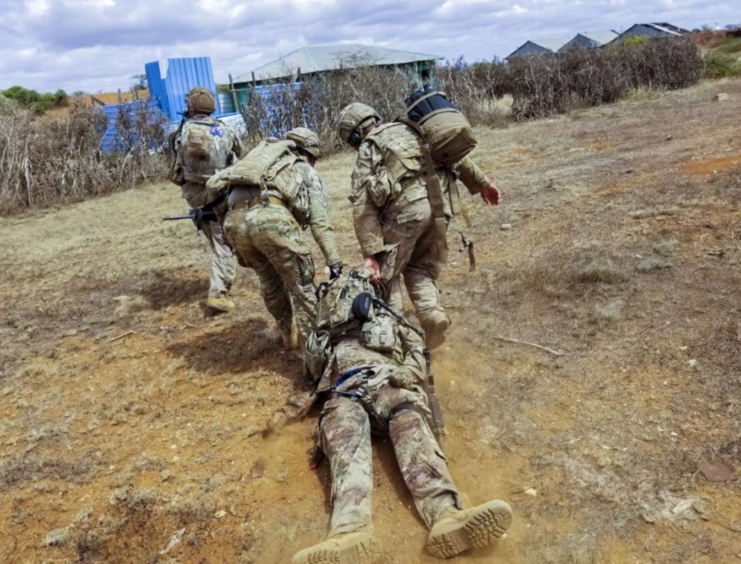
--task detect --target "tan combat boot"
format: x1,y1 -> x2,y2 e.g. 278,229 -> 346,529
423,311 -> 451,350
206,296 -> 234,314
291,532 -> 375,564
281,325 -> 298,351
426,500 -> 512,559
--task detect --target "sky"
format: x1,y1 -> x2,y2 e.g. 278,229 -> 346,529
1,0 -> 739,94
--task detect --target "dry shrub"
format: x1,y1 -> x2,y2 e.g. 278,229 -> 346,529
0,97 -> 168,214
243,37 -> 703,152
243,59 -> 412,153
507,37 -> 703,119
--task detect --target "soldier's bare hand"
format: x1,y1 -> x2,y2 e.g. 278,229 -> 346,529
364,256 -> 381,284
481,185 -> 501,206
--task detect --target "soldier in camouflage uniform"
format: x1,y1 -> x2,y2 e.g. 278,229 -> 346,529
269,270 -> 512,564
338,103 -> 501,349
212,128 -> 343,350
168,87 -> 244,313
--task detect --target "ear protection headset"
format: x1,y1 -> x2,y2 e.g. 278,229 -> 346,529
349,129 -> 363,148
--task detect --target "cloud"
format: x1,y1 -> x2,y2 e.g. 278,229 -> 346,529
0,0 -> 735,93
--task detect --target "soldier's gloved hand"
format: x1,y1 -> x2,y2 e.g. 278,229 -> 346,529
389,368 -> 419,391
481,184 -> 501,206
329,262 -> 344,280
364,256 -> 381,284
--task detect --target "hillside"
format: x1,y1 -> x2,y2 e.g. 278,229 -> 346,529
1,78 -> 741,564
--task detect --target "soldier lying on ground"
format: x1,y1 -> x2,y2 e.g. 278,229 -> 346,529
168,87 -> 243,314
268,269 -> 513,564
207,128 -> 343,350
338,101 -> 501,349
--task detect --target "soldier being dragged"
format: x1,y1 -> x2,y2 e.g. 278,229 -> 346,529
339,92 -> 502,349
268,268 -> 513,564
168,87 -> 244,314
206,127 -> 343,350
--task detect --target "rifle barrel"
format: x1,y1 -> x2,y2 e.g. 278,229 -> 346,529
162,215 -> 195,221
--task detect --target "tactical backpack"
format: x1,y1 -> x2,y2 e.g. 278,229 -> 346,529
398,85 -> 477,166
182,119 -> 217,160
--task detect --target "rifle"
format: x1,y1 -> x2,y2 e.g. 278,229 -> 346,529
162,190 -> 226,230
423,347 -> 446,447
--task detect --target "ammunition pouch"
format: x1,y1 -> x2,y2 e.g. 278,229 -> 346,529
361,315 -> 398,353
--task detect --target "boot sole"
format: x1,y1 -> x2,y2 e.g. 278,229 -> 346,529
426,501 -> 512,559
292,533 -> 375,564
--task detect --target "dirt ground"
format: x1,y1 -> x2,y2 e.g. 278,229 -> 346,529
2,79 -> 741,564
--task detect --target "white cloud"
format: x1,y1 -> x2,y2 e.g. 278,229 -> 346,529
0,0 -> 736,93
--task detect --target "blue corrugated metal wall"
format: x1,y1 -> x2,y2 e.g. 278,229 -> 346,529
145,57 -> 221,122
100,98 -> 161,153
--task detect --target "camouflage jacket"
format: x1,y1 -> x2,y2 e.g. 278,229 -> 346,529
169,115 -> 243,188
349,122 -> 491,257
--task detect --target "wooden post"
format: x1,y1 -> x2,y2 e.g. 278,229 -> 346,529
251,71 -> 257,93
297,66 -> 302,82
228,73 -> 238,113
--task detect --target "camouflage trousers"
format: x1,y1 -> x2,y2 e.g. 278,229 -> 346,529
182,185 -> 236,299
224,202 -> 316,346
379,198 -> 447,331
320,377 -> 460,536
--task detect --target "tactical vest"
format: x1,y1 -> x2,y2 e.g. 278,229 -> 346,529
365,123 -> 426,187
179,117 -> 232,184
224,139 -> 309,223
306,271 -> 404,386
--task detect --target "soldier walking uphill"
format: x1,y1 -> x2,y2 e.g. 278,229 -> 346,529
168,87 -> 243,314
268,270 -> 513,564
338,98 -> 501,349
207,128 -> 343,350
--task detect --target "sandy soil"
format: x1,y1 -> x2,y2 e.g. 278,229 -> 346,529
2,79 -> 741,564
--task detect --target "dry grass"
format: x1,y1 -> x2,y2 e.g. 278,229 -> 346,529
1,78 -> 741,564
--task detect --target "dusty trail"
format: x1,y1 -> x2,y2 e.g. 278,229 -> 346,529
1,79 -> 741,564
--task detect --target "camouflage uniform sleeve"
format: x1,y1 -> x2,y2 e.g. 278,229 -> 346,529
349,141 -> 386,257
456,156 -> 492,195
390,326 -> 427,389
168,128 -> 186,186
230,129 -> 244,159
302,164 -> 342,266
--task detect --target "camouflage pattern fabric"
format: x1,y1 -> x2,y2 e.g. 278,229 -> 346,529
224,203 -> 316,346
320,331 -> 461,536
181,186 -> 236,299
171,116 -> 243,186
295,160 -> 342,266
349,122 -> 491,331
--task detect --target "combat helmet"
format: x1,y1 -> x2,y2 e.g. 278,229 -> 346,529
286,127 -> 321,159
186,87 -> 216,115
338,103 -> 381,147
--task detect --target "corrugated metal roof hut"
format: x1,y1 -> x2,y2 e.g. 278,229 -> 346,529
619,23 -> 691,40
507,37 -> 572,59
233,44 -> 442,88
559,31 -> 620,52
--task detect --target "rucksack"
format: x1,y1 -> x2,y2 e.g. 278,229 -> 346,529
182,120 -> 217,160
398,85 -> 477,166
